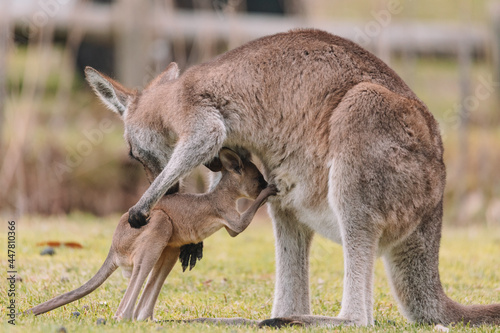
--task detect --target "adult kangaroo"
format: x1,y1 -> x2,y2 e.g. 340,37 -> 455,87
85,29 -> 500,326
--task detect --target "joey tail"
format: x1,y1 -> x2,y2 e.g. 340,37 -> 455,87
25,251 -> 118,316
384,200 -> 500,325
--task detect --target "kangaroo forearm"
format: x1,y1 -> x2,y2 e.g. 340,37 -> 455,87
137,118 -> 227,213
135,166 -> 185,213
241,196 -> 268,220
235,208 -> 260,233
232,191 -> 272,233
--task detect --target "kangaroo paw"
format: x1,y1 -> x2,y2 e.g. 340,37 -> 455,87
128,207 -> 149,228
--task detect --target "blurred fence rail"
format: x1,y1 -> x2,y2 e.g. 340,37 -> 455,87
8,2 -> 490,47
0,2 -> 8,146
6,1 -> 492,85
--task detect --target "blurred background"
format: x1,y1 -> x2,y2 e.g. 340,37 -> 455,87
1,0 -> 499,226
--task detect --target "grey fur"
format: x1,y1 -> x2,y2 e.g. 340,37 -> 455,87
85,29 -> 499,326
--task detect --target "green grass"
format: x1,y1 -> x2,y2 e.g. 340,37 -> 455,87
1,214 -> 499,332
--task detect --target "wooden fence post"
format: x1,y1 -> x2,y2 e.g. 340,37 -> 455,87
114,0 -> 152,88
491,1 -> 500,93
455,15 -> 472,222
0,2 -> 9,147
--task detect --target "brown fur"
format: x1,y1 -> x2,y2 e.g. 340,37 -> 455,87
84,29 -> 499,326
26,150 -> 276,321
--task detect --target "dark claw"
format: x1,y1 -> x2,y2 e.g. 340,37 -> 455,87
189,251 -> 197,271
258,318 -> 305,328
179,252 -> 188,272
196,243 -> 203,260
179,242 -> 203,272
267,184 -> 279,196
128,208 -> 149,229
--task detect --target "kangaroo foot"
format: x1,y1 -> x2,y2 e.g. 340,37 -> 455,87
258,318 -> 305,328
259,315 -> 357,328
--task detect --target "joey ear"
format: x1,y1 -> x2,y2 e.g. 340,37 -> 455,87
219,148 -> 243,174
204,156 -> 223,172
84,67 -> 134,117
147,62 -> 180,88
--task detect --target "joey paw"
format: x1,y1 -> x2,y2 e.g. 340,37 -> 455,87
266,184 -> 279,196
128,207 -> 149,229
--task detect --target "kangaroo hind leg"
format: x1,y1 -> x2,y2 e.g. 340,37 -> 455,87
328,160 -> 381,326
115,210 -> 172,320
327,82 -> 446,325
134,246 -> 179,321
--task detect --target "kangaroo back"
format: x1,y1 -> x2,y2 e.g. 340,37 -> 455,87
384,200 -> 500,325
26,252 -> 118,316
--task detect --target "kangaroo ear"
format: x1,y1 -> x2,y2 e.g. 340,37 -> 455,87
84,67 -> 134,117
147,62 -> 180,88
204,156 -> 223,172
219,148 -> 243,174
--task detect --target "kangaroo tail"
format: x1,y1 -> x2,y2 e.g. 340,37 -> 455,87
384,200 -> 500,326
26,251 -> 118,316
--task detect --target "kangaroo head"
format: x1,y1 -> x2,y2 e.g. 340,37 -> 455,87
84,63 -> 181,183
216,148 -> 268,200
